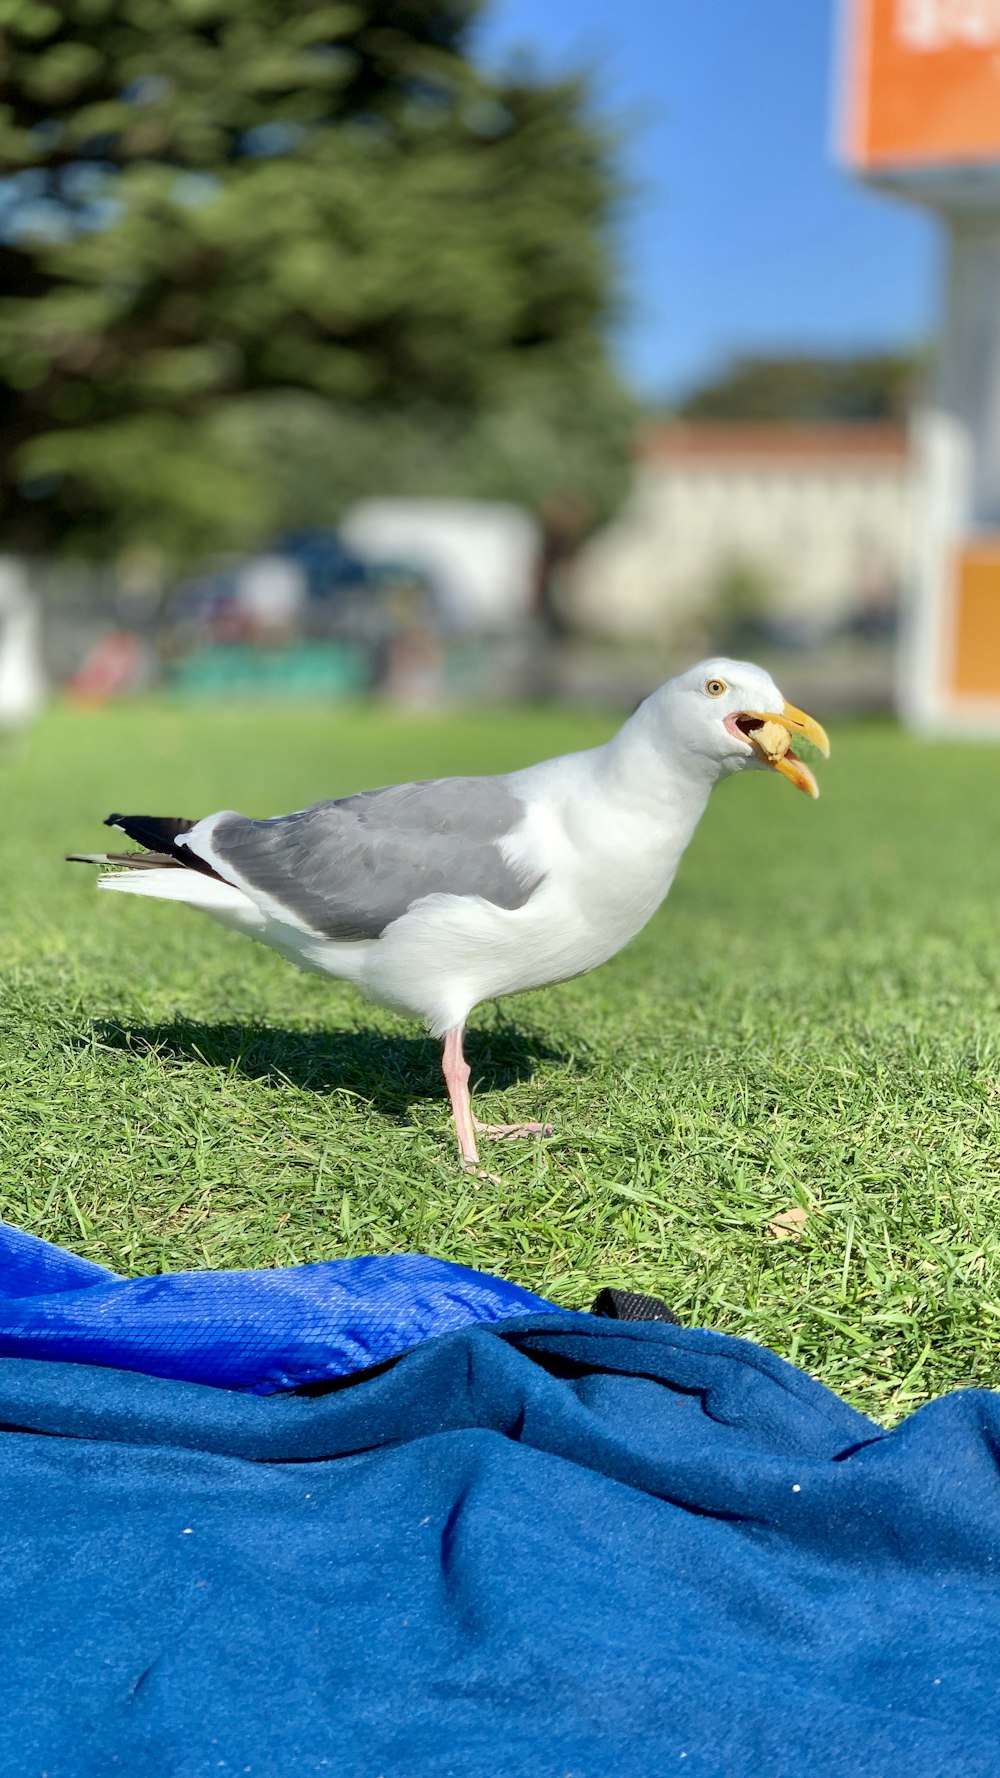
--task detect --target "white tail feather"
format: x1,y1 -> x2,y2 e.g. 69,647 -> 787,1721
98,868 -> 256,917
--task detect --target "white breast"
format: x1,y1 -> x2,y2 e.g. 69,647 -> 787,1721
355,761 -> 703,1036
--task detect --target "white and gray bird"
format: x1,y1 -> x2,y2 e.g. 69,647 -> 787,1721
68,659 -> 828,1165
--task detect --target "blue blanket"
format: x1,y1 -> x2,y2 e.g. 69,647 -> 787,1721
2,1290 -> 1000,1775
0,1221 -> 557,1389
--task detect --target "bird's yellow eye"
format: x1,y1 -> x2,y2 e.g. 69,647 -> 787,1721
705,678 -> 727,697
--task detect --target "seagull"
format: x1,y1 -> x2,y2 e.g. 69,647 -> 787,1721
68,659 -> 828,1166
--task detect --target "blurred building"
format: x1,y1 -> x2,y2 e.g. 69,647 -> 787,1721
569,423 -> 913,644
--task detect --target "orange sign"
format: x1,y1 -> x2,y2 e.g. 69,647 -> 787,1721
845,0 -> 1000,169
950,543 -> 1000,699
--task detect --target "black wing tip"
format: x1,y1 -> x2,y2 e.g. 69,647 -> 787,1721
102,812 -> 195,843
103,811 -> 195,830
99,812 -> 223,881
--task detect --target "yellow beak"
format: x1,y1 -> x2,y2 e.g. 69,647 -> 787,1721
741,700 -> 830,799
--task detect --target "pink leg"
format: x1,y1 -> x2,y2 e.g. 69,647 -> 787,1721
441,1027 -> 554,1161
442,1026 -> 479,1166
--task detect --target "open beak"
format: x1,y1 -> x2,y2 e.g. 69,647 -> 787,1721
727,701 -> 830,799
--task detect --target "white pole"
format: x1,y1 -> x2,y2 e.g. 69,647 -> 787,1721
901,215 -> 1000,730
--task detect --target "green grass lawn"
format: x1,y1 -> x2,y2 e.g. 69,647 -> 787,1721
2,696 -> 999,1423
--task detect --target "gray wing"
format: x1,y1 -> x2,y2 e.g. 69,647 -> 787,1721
201,777 -> 543,942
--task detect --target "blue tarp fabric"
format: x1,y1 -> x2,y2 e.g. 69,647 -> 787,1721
0,1221 -> 558,1389
1,1230 -> 999,1775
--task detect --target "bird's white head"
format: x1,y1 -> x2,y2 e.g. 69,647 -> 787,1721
640,658 -> 830,797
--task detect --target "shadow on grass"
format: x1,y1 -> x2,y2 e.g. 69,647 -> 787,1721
86,1018 -> 568,1121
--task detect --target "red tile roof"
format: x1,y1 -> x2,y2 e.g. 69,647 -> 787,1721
638,422 -> 910,466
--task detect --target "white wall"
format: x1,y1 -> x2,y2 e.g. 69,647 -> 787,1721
570,438 -> 915,643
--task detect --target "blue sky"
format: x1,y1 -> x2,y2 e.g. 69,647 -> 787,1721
473,0 -> 942,400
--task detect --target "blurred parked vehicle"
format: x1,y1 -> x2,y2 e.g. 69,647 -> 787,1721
340,500 -> 541,634
160,529 -> 444,701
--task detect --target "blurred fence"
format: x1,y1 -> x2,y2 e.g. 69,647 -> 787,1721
18,562 -> 896,719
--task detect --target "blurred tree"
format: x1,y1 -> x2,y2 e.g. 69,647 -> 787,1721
706,555 -> 777,650
677,352 -> 922,424
0,0 -> 632,560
